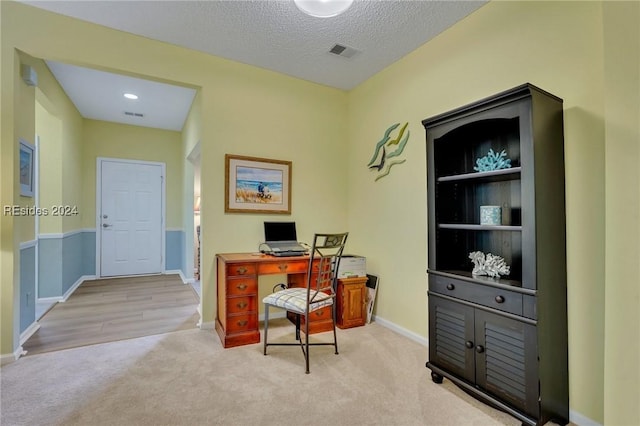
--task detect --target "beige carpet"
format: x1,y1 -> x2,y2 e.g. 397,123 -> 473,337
1,319 -> 523,426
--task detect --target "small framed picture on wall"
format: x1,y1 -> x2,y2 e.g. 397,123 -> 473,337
19,139 -> 35,197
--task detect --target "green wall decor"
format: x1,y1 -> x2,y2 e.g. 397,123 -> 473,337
368,122 -> 410,180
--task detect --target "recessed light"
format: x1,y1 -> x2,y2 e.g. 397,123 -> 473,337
294,0 -> 353,18
124,93 -> 138,100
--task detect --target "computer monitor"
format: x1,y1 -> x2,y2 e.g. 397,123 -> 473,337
264,221 -> 297,243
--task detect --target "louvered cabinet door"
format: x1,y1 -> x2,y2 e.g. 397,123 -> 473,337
428,296 -> 475,383
474,310 -> 539,417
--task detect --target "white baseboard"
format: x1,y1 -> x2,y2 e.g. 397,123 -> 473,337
373,316 -> 598,426
569,409 -> 601,426
165,270 -> 190,284
20,321 -> 40,345
60,275 -> 95,302
260,311 -> 286,322
372,314 -> 428,347
200,321 -> 215,330
37,296 -> 63,303
0,346 -> 26,365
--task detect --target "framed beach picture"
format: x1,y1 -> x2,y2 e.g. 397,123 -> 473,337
19,139 -> 35,197
225,154 -> 292,214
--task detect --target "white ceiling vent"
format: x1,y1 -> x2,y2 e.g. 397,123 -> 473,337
124,111 -> 144,118
329,44 -> 360,59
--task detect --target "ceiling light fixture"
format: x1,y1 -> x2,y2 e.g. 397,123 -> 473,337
123,93 -> 138,100
294,0 -> 353,18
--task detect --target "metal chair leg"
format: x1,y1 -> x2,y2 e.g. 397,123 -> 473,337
332,304 -> 339,355
304,312 -> 310,374
263,304 -> 269,355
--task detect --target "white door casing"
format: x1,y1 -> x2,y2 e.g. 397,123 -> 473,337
97,158 -> 165,277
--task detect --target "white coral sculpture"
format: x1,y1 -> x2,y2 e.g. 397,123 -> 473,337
468,251 -> 510,278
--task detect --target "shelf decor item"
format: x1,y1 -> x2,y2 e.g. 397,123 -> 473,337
473,148 -> 512,172
469,251 -> 510,278
480,205 -> 502,225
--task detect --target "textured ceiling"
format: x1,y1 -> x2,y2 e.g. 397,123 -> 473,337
23,0 -> 486,91
20,1 -> 487,131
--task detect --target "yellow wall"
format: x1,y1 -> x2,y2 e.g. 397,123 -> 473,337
347,1 -> 608,423
603,2 -> 640,425
82,120 -> 183,229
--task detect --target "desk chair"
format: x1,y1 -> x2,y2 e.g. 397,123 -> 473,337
262,232 -> 348,374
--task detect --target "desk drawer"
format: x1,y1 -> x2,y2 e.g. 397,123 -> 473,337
226,263 -> 257,277
259,260 -> 308,275
227,277 -> 258,296
226,313 -> 258,334
430,275 -> 523,316
309,306 -> 333,321
227,296 -> 257,314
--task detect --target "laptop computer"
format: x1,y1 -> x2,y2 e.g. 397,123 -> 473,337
263,221 -> 307,256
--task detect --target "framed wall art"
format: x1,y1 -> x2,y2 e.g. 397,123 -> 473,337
225,154 -> 291,214
19,139 -> 35,197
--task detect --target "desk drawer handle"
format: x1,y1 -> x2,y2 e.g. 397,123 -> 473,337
236,301 -> 248,309
315,310 -> 324,317
278,264 -> 288,272
236,267 -> 248,274
236,283 -> 248,291
446,283 -> 455,291
237,320 -> 248,327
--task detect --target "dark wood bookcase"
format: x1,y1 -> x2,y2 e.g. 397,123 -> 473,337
423,84 -> 569,426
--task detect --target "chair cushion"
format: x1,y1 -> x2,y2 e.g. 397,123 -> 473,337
263,288 -> 333,314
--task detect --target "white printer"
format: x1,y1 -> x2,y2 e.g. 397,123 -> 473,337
336,255 -> 366,278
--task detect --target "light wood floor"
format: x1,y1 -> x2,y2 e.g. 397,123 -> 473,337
23,274 -> 199,355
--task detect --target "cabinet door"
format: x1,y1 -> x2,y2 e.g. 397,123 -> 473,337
340,282 -> 366,327
428,295 -> 475,383
474,310 -> 539,417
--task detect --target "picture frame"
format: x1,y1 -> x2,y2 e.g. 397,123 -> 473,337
225,154 -> 292,214
19,139 -> 35,197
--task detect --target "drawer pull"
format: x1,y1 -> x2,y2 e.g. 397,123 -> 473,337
278,264 -> 288,272
236,283 -> 248,291
446,283 -> 455,291
236,267 -> 248,274
315,310 -> 324,317
476,345 -> 485,354
465,341 -> 474,349
495,295 -> 505,303
236,301 -> 248,309
237,320 -> 248,327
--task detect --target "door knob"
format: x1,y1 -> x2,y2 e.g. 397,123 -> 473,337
102,223 -> 112,228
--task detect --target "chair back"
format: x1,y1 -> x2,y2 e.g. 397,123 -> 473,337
306,233 -> 349,304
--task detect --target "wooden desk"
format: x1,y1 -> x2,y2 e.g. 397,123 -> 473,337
216,252 -> 331,348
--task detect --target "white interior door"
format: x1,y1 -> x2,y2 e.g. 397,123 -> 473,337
100,159 -> 164,277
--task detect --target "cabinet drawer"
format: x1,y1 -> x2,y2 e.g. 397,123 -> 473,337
227,296 -> 257,314
226,263 -> 257,276
226,313 -> 258,334
258,260 -> 308,275
309,306 -> 333,321
227,277 -> 258,296
430,275 -> 523,316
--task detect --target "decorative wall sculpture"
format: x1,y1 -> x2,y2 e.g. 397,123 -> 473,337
368,122 -> 410,181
